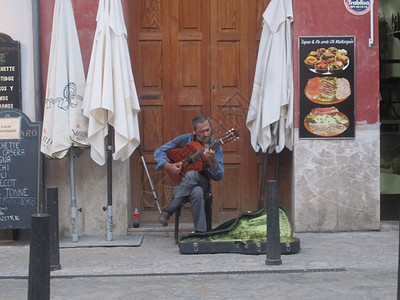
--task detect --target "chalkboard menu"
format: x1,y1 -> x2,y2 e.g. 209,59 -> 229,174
0,33 -> 22,110
0,109 -> 41,229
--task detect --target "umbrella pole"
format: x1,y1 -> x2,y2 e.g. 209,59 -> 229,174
106,125 -> 113,241
69,147 -> 79,242
258,152 -> 268,209
275,147 -> 280,181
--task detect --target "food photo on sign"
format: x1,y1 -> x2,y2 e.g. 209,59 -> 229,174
298,36 -> 355,139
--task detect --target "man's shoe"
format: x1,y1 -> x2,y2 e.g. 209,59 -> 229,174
159,212 -> 170,227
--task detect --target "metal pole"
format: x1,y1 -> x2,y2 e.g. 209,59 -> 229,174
137,145 -> 162,213
47,187 -> 61,271
266,180 -> 282,265
275,146 -> 280,180
258,152 -> 268,209
368,0 -> 374,47
106,125 -> 113,241
70,148 -> 79,242
32,0 -> 47,218
28,214 -> 50,300
32,0 -> 43,122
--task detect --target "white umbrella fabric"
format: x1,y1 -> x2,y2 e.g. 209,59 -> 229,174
41,0 -> 89,158
41,0 -> 89,242
246,0 -> 293,154
82,0 -> 140,240
83,0 -> 140,166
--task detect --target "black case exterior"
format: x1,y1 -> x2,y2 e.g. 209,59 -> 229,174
178,208 -> 301,255
178,239 -> 300,255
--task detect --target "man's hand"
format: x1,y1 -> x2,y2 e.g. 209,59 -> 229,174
164,161 -> 182,175
203,148 -> 218,172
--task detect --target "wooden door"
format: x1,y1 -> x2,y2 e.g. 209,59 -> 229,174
128,0 -> 290,226
209,0 -> 258,221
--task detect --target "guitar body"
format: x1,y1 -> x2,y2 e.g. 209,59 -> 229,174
166,141 -> 207,185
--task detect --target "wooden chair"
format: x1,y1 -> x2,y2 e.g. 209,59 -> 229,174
174,187 -> 213,243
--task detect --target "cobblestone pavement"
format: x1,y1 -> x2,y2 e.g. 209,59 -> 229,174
0,221 -> 398,299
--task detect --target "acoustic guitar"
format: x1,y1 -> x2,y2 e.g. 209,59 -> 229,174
165,128 -> 239,184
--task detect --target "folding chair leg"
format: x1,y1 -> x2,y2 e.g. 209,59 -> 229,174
205,195 -> 213,231
174,206 -> 182,244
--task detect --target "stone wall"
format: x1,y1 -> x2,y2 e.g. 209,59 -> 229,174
44,149 -> 130,237
293,124 -> 380,231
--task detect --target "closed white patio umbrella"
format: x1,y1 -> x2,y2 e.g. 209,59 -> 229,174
41,0 -> 89,242
245,0 -> 294,265
83,0 -> 140,240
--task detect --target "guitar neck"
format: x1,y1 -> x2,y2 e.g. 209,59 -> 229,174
186,140 -> 221,164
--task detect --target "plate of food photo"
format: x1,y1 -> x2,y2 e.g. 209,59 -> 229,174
304,47 -> 349,75
304,106 -> 349,137
304,76 -> 351,105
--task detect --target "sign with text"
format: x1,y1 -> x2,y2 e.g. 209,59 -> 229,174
344,0 -> 372,16
0,109 -> 41,229
0,117 -> 20,139
299,36 -> 355,139
0,33 -> 22,110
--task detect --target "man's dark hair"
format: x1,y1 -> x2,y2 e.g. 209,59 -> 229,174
192,114 -> 212,130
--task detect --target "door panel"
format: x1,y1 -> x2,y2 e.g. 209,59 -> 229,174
170,0 -> 210,136
128,0 -> 173,220
128,0 -> 291,226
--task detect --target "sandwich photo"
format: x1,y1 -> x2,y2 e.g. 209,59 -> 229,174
304,76 -> 351,105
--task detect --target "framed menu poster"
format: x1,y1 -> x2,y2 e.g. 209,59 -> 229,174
299,36 -> 355,139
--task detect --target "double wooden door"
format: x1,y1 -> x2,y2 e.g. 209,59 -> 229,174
128,0 -> 291,225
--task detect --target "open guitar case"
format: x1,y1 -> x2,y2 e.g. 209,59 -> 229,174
178,207 -> 300,255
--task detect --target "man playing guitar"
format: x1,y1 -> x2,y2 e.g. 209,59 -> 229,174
154,114 -> 224,232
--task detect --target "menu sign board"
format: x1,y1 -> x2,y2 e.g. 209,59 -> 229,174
299,36 -> 355,139
0,33 -> 22,110
0,109 -> 41,229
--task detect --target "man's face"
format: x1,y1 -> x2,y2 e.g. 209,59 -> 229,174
193,120 -> 212,145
